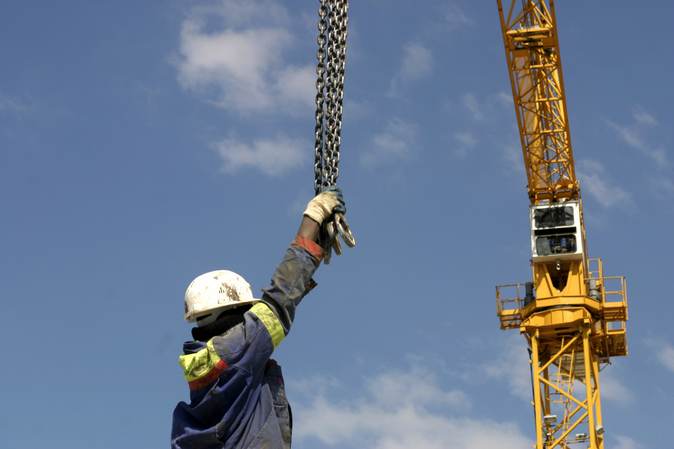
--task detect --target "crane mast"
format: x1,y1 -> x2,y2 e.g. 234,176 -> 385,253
494,2 -> 629,449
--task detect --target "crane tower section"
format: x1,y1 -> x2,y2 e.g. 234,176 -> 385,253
494,2 -> 629,449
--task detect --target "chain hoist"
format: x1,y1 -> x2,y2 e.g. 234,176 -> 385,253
313,0 -> 355,263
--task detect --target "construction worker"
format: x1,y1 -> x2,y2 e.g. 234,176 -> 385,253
171,188 -> 346,449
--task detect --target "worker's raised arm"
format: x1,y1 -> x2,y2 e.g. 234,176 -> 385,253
260,188 -> 346,334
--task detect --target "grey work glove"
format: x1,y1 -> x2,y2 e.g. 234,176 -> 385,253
303,187 -> 346,225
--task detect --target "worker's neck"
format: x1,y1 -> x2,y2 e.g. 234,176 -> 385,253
191,307 -> 249,342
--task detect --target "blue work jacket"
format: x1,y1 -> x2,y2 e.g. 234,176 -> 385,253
171,237 -> 323,449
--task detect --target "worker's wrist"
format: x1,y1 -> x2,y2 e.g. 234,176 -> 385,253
297,215 -> 320,242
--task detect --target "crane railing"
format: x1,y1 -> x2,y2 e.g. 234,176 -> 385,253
495,282 -> 531,329
586,258 -> 628,357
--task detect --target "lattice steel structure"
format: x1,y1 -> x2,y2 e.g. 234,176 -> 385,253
499,0 -> 578,203
494,2 -> 629,449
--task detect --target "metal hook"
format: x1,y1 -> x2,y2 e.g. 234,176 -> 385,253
334,213 -> 356,248
321,213 -> 355,264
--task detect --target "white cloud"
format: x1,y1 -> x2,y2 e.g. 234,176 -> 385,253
483,334 -> 532,401
176,0 -> 316,178
495,91 -> 513,108
462,93 -> 483,121
400,43 -> 433,81
177,0 -> 313,115
361,118 -> 418,167
456,92 -> 512,121
276,65 -> 315,108
389,43 -> 433,96
454,131 -> 476,148
0,93 -> 31,115
446,3 -> 474,29
367,367 -> 469,410
652,176 -> 674,197
195,0 -> 289,26
644,338 -> 674,375
452,131 -> 477,158
576,159 -> 632,208
632,107 -> 658,127
613,435 -> 644,449
503,141 -> 524,175
656,342 -> 674,373
606,107 -> 669,168
600,370 -> 634,404
292,366 -> 530,449
290,374 -> 342,396
213,135 -> 306,176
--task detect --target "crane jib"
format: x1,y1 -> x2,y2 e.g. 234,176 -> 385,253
498,0 -> 579,204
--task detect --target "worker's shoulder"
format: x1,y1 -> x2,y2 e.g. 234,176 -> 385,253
208,311 -> 271,353
209,320 -> 252,359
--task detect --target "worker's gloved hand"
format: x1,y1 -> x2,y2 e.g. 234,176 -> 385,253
303,186 -> 346,225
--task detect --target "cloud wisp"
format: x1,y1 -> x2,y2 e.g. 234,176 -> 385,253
212,135 -> 306,176
655,341 -> 674,373
651,176 -> 674,198
576,159 -> 632,209
483,334 -> 532,401
600,370 -> 634,404
389,43 -> 434,96
451,131 -> 478,158
291,365 -> 531,449
606,107 -> 669,169
461,93 -> 483,121
503,140 -> 524,176
361,118 -> 418,167
0,93 -> 32,115
445,3 -> 474,30
613,435 -> 644,449
177,0 -> 314,115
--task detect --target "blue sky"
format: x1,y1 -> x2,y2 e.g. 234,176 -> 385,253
2,1 -> 673,448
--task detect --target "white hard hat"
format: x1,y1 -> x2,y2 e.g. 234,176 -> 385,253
184,270 -> 259,325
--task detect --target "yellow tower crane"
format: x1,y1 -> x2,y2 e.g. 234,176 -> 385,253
494,2 -> 629,448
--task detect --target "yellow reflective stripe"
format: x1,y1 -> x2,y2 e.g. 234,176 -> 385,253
250,302 -> 285,348
178,339 -> 224,382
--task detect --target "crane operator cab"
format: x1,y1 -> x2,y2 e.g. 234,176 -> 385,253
530,200 -> 584,263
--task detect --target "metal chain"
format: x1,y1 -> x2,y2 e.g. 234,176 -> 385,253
313,0 -> 329,194
330,0 -> 348,185
314,0 -> 348,194
325,3 -> 337,188
312,0 -> 355,261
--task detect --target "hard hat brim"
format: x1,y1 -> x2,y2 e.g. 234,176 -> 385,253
184,297 -> 261,323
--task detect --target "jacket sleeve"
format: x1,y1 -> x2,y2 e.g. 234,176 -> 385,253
260,236 -> 323,335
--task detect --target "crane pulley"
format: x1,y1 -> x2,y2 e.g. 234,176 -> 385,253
312,0 -> 355,262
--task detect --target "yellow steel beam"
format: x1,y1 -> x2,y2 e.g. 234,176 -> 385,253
538,376 -> 585,409
531,332 -> 545,448
540,333 -> 580,372
497,0 -> 578,203
550,410 -> 589,448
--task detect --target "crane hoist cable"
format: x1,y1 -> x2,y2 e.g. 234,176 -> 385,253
312,0 -> 356,263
